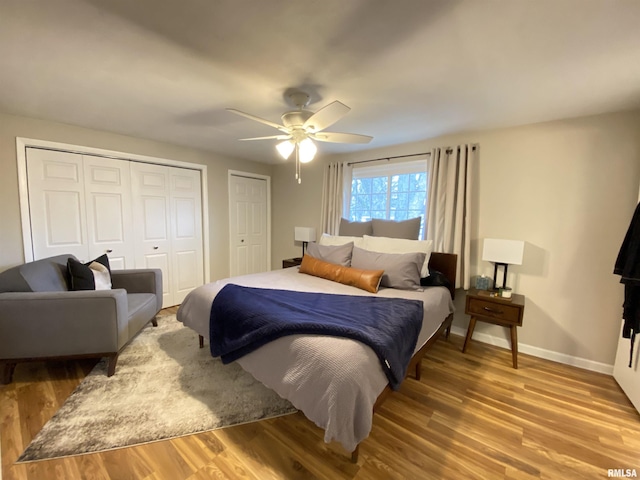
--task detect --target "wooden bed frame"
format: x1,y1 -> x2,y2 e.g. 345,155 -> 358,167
351,251 -> 457,463
197,251 -> 458,463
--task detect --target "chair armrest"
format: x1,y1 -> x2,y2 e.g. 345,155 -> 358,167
0,290 -> 129,359
111,269 -> 163,312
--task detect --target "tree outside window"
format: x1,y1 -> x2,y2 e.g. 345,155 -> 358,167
348,160 -> 428,238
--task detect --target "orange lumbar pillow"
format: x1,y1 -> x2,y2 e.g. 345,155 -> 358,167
299,254 -> 384,293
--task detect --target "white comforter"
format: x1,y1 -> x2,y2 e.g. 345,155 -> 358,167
177,267 -> 454,452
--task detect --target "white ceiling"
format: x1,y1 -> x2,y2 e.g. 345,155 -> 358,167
2,0 -> 640,164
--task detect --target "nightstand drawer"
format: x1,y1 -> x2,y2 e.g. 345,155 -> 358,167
466,297 -> 522,325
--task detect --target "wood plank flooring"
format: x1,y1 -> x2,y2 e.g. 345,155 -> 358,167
2,309 -> 639,479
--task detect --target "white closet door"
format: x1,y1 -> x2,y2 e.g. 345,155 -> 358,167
131,162 -> 173,307
24,146 -> 205,308
26,148 -> 89,261
229,175 -> 268,276
170,168 -> 204,304
613,186 -> 640,414
83,155 -> 135,270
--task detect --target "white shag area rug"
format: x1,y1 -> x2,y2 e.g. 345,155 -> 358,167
18,314 -> 296,462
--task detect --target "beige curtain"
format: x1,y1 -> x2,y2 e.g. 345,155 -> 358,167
320,162 -> 352,235
426,145 -> 475,289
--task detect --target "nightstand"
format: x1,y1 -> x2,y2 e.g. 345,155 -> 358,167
462,288 -> 525,368
282,257 -> 302,268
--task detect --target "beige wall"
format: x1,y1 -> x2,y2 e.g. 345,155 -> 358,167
271,159 -> 327,263
3,109 -> 639,366
272,110 -> 640,367
0,111 -> 272,280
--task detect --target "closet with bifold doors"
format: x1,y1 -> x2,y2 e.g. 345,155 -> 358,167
24,147 -> 204,307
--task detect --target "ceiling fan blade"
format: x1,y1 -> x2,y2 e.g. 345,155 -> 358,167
303,101 -> 351,133
227,108 -> 290,134
238,135 -> 292,141
311,132 -> 373,144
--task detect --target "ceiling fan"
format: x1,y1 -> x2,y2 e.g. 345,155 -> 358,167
227,91 -> 372,183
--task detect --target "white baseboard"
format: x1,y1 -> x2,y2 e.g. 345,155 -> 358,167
449,326 -> 614,375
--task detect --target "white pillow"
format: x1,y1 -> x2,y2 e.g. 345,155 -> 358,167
89,261 -> 112,290
318,234 -> 364,249
362,235 -> 433,278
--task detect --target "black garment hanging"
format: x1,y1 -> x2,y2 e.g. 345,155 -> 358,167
614,201 -> 640,367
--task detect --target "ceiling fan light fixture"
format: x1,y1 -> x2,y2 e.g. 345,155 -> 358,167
298,137 -> 317,163
228,91 -> 372,182
276,140 -> 295,160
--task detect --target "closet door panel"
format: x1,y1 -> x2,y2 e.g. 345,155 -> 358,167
144,253 -> 172,293
26,148 -> 89,261
131,162 -> 173,306
83,155 -> 134,269
170,168 -> 204,304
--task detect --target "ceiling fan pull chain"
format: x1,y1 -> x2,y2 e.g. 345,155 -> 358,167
295,145 -> 302,183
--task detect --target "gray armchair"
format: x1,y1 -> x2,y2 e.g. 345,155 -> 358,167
0,254 -> 162,384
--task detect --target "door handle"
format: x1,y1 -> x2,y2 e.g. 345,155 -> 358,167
153,246 -> 159,250
241,239 -> 245,243
106,249 -> 113,253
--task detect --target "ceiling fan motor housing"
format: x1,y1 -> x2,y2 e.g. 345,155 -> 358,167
281,110 -> 315,130
229,90 -> 372,147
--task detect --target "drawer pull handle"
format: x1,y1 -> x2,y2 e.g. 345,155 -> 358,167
483,306 -> 503,314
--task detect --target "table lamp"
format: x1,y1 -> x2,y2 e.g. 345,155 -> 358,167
482,238 -> 524,291
294,227 -> 316,259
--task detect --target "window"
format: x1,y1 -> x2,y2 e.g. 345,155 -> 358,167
347,159 -> 428,238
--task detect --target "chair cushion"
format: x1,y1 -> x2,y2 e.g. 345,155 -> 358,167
0,255 -> 74,293
126,293 -> 159,335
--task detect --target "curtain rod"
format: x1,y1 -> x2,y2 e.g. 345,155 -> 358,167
346,145 -> 476,167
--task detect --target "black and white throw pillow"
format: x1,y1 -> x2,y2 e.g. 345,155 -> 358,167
67,254 -> 112,291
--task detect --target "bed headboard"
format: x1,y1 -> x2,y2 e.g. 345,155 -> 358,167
335,218 -> 457,298
428,252 -> 457,300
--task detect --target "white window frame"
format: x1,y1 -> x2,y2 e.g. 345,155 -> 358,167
347,159 -> 428,238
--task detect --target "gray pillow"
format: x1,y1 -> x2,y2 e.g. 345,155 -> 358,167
351,246 -> 425,289
306,241 -> 353,267
371,217 -> 421,240
339,218 -> 373,236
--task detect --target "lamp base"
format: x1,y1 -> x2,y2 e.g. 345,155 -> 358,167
492,262 -> 510,290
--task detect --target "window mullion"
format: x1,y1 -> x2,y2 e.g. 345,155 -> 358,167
386,174 -> 391,219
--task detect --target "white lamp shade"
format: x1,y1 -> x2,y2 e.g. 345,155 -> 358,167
298,138 -> 317,163
482,238 -> 524,265
276,140 -> 294,160
294,226 -> 316,242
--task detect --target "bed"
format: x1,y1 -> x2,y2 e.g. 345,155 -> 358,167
177,236 -> 457,462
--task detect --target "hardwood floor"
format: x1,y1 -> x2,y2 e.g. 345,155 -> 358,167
2,310 -> 639,479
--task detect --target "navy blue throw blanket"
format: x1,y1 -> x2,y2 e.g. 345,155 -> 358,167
209,284 -> 423,390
